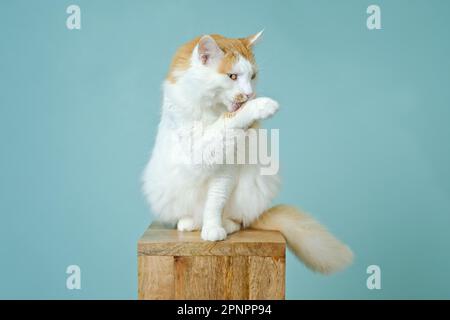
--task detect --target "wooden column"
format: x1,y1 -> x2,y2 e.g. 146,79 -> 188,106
138,222 -> 286,300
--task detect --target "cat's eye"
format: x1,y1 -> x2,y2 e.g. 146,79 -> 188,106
228,73 -> 238,81
251,73 -> 257,80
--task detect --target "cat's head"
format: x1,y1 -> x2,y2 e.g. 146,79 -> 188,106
167,32 -> 263,112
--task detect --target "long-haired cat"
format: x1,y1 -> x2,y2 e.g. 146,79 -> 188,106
142,32 -> 353,274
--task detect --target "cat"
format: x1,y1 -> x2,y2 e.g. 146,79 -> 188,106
142,32 -> 353,274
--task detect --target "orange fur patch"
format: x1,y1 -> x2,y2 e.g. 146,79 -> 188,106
223,111 -> 236,118
167,34 -> 256,83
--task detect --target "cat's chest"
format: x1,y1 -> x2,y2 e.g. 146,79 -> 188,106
199,106 -> 222,124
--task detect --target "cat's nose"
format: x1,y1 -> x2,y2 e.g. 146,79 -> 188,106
245,93 -> 254,100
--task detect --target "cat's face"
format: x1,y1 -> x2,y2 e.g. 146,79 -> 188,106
215,51 -> 257,112
167,32 -> 263,112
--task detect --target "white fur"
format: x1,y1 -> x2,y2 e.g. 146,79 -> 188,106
142,37 -> 280,241
142,35 -> 353,273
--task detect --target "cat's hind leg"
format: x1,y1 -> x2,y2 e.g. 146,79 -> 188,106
223,218 -> 241,235
177,217 -> 199,232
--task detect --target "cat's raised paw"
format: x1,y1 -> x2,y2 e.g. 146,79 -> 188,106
252,97 -> 279,120
201,225 -> 227,241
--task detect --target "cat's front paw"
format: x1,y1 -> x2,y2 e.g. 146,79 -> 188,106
251,97 -> 279,121
201,225 -> 227,241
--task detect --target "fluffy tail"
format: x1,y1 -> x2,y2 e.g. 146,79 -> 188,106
251,205 -> 353,274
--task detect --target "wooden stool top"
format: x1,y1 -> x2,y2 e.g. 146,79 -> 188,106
138,221 -> 286,257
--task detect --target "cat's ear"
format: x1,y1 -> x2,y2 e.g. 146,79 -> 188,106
244,30 -> 264,47
197,35 -> 224,65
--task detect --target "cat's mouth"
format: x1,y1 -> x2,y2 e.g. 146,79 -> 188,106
231,101 -> 244,112
230,94 -> 253,112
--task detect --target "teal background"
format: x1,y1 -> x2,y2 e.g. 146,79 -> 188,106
1,0 -> 449,299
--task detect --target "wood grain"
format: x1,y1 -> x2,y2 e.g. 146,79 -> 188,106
138,223 -> 285,257
174,256 -> 251,300
138,256 -> 174,300
248,256 -> 285,299
138,222 -> 286,300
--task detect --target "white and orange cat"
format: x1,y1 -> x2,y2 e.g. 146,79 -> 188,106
142,32 -> 353,274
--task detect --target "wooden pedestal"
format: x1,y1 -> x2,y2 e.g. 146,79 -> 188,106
138,222 -> 286,300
